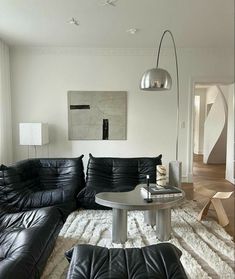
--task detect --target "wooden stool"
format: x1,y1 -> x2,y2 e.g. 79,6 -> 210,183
194,186 -> 233,227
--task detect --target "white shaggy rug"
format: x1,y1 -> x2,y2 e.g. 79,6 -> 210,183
42,200 -> 234,279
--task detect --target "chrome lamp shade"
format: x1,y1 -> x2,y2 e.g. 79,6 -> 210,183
140,68 -> 172,91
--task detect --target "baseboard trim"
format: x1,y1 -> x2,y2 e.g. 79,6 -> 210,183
225,177 -> 235,185
182,175 -> 193,183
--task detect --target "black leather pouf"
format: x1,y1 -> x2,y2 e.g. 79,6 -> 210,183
65,243 -> 188,279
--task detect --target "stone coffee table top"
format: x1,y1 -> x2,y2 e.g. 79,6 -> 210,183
95,184 -> 185,210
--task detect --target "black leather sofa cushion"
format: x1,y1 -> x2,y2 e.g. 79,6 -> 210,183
0,156 -> 85,216
77,154 -> 162,209
0,207 -> 62,279
65,244 -> 188,279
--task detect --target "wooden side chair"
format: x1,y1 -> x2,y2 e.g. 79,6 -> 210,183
194,186 -> 233,227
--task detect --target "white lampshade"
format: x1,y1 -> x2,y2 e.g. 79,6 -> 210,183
19,123 -> 49,146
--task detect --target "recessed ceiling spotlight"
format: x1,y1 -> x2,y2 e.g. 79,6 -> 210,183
67,17 -> 79,26
101,0 -> 118,7
126,28 -> 138,35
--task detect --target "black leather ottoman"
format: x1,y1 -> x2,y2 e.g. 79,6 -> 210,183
65,243 -> 188,279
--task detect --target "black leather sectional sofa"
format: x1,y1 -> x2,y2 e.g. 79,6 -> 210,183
0,207 -> 62,279
0,154 -> 187,279
0,156 -> 85,217
77,153 -> 162,208
0,156 -> 85,279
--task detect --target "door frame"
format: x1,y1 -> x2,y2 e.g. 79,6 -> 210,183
187,76 -> 233,182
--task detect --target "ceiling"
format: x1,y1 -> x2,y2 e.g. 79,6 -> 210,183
0,0 -> 234,48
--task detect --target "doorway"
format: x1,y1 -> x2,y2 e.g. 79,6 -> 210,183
193,83 -> 228,179
190,82 -> 234,239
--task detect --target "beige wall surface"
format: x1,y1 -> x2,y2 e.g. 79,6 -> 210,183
225,84 -> 235,183
194,88 -> 207,154
10,47 -> 234,179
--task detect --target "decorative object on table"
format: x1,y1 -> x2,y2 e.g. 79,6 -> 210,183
194,186 -> 234,227
144,175 -> 153,203
156,165 -> 167,186
139,30 -> 182,188
141,185 -> 182,198
67,91 -> 127,140
19,122 -> 49,158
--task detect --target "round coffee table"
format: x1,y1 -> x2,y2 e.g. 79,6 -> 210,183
95,184 -> 185,243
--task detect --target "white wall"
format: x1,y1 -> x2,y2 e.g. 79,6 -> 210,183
194,88 -> 206,154
10,47 -> 234,178
224,84 -> 234,183
194,95 -> 200,154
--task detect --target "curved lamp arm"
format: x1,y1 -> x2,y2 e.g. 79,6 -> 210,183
156,30 -> 180,161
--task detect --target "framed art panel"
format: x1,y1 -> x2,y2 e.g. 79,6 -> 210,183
68,91 -> 127,140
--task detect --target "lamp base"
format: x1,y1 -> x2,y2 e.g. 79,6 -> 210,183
169,161 -> 182,188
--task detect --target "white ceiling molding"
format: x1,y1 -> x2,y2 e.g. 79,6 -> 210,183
10,46 -> 235,57
11,47 -> 157,56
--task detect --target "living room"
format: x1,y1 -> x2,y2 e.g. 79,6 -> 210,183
0,0 -> 234,278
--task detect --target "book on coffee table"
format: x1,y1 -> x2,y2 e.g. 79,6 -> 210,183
141,185 -> 182,198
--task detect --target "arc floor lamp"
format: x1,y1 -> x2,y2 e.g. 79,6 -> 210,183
140,29 -> 182,187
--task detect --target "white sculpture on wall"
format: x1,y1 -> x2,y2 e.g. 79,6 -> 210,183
203,86 -> 228,164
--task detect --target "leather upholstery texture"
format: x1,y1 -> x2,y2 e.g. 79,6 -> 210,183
65,243 -> 188,279
0,156 -> 85,216
77,154 -> 162,209
0,207 -> 62,279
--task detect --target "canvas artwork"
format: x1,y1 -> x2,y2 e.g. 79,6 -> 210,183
68,91 -> 127,140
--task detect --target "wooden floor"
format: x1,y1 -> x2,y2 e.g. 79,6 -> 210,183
181,154 -> 235,240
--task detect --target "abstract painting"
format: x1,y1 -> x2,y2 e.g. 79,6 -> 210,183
68,91 -> 127,140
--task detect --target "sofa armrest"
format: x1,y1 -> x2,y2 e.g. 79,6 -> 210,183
0,207 -> 63,279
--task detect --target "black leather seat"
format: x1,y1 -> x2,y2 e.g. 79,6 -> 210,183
0,156 -> 85,217
65,243 -> 188,279
77,154 -> 162,209
0,156 -> 86,278
0,207 -> 62,279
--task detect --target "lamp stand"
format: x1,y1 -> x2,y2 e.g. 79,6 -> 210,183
33,145 -> 37,158
140,30 -> 182,187
157,31 -> 182,187
156,30 -> 180,161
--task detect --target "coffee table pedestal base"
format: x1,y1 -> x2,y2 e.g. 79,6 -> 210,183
144,209 -> 156,226
112,209 -> 171,244
156,208 -> 171,241
144,209 -> 171,241
112,209 -> 127,243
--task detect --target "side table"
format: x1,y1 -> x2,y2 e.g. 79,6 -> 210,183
194,186 -> 233,227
